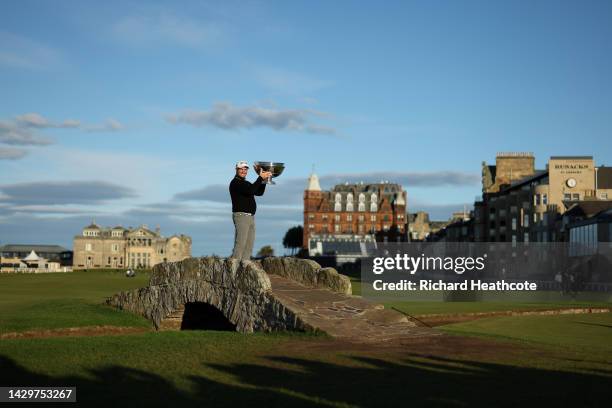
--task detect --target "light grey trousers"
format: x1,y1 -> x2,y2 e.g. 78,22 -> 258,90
231,213 -> 255,261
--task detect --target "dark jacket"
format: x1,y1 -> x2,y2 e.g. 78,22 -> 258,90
229,175 -> 266,214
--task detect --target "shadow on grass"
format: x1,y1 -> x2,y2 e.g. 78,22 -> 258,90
1,352 -> 611,407
575,321 -> 612,329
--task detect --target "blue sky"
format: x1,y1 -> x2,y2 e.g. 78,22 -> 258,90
1,0 -> 611,255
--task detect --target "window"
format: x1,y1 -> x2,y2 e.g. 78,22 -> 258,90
572,193 -> 580,201
512,235 -> 517,247
358,202 -> 365,211
600,192 -> 608,199
359,193 -> 365,202
335,193 -> 341,202
335,214 -> 340,222
524,233 -> 529,243
347,193 -> 353,202
371,214 -> 376,222
112,244 -> 119,252
542,194 -> 548,205
371,193 -> 377,202
334,202 -> 341,212
308,214 -> 315,220
564,193 -> 571,201
347,214 -> 352,221
535,194 -> 541,205
334,225 -> 340,232
523,214 -> 529,228
322,214 -> 328,220
370,203 -> 378,212
85,243 -> 92,251
358,215 -> 364,222
346,202 -> 354,212
512,218 -> 517,230
309,224 -> 314,229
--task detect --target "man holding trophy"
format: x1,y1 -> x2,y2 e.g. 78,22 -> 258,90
229,161 -> 272,260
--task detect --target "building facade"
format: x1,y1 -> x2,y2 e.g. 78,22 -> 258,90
472,154 -> 612,244
0,244 -> 73,266
407,211 -> 449,241
303,173 -> 408,253
73,223 -> 192,270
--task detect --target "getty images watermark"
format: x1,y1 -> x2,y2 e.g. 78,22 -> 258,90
360,242 -> 612,302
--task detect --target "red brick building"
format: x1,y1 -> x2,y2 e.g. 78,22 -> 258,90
303,173 -> 408,251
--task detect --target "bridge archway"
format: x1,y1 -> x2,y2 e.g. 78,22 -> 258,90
180,302 -> 237,331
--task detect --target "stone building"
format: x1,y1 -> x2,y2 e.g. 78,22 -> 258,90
407,211 -> 448,241
73,223 -> 192,270
303,173 -> 407,254
473,154 -> 612,244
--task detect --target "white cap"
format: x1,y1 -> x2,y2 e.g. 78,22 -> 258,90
235,160 -> 249,169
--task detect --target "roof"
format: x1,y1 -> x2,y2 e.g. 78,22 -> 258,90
564,200 -> 612,219
550,156 -> 593,160
23,250 -> 41,261
306,173 -> 321,191
84,223 -> 100,229
0,244 -> 70,253
500,170 -> 548,192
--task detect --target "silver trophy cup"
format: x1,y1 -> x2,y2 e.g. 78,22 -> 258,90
253,162 -> 285,185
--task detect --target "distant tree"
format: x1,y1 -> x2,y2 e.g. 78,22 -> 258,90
283,225 -> 303,255
256,245 -> 275,258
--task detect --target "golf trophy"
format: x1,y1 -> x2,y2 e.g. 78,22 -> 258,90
253,162 -> 285,185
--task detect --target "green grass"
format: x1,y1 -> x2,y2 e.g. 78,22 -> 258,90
350,277 -> 611,316
441,312 -> 612,355
0,270 -> 151,333
1,271 -> 611,406
1,329 -> 611,407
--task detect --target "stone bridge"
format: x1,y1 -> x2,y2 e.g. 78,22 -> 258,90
106,257 -> 436,342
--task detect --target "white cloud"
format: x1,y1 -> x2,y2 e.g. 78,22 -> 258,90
166,102 -> 336,135
111,11 -> 225,48
0,120 -> 52,145
0,180 -> 137,205
84,118 -> 125,132
0,31 -> 65,70
1,114 -> 126,147
16,112 -> 81,128
0,147 -> 28,160
254,67 -> 333,95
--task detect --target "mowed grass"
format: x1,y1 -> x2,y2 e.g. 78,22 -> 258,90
0,270 -> 151,333
441,312 -> 612,356
0,271 -> 611,406
350,278 -> 611,316
1,328 -> 612,407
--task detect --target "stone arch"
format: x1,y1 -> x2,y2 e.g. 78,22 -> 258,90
178,302 -> 237,331
107,257 -> 313,333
